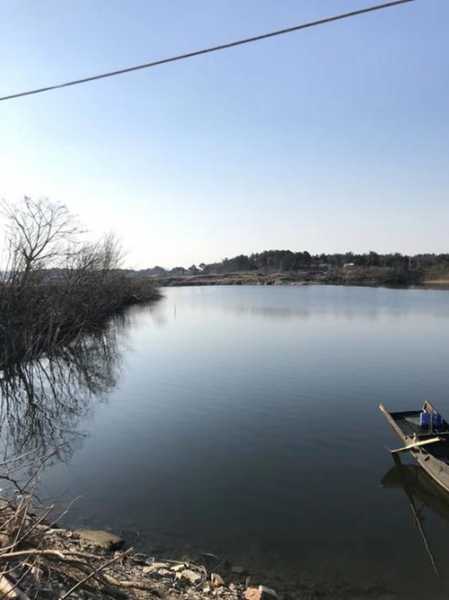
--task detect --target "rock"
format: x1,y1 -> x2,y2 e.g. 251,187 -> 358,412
258,585 -> 279,599
74,529 -> 124,550
245,586 -> 279,600
211,573 -> 225,588
143,562 -> 171,574
44,528 -> 67,536
142,566 -> 173,578
231,565 -> 247,575
245,587 -> 259,600
176,569 -> 202,585
157,569 -> 173,578
131,552 -> 149,565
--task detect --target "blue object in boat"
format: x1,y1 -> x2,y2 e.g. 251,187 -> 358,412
420,411 -> 430,428
433,412 -> 443,430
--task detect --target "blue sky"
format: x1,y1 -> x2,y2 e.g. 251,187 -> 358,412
1,1 -> 447,268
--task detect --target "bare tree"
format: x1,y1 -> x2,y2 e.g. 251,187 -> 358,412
1,196 -> 83,287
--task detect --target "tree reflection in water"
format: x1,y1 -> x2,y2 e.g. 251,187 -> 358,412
0,315 -> 125,464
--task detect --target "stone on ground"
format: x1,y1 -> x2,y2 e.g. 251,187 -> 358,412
176,568 -> 202,585
74,528 -> 124,550
245,585 -> 279,600
211,573 -> 225,588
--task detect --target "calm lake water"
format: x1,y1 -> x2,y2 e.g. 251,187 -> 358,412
6,285 -> 449,598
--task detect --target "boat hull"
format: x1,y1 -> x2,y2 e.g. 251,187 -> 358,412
415,451 -> 449,494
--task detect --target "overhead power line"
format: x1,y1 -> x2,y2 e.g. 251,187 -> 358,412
0,0 -> 414,103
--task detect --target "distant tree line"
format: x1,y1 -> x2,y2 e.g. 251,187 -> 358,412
143,250 -> 449,277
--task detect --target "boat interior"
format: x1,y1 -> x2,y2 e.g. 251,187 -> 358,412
391,410 -> 449,437
390,409 -> 449,461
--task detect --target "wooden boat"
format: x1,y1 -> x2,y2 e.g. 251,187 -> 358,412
379,402 -> 449,494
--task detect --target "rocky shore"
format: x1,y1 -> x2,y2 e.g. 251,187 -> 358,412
0,521 -> 290,600
0,519 -> 398,600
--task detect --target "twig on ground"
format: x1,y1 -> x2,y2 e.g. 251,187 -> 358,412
59,547 -> 133,599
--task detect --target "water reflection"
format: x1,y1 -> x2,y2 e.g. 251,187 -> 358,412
382,459 -> 449,581
163,285 -> 449,323
0,317 -> 124,463
382,462 -> 449,524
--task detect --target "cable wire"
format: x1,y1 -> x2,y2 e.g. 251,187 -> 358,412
0,0 -> 415,103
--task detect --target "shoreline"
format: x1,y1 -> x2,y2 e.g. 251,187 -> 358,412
0,494 -> 397,600
153,272 -> 449,291
0,520 -> 305,599
30,528 -> 396,600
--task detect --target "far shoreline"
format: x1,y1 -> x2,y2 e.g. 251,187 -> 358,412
151,271 -> 449,291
